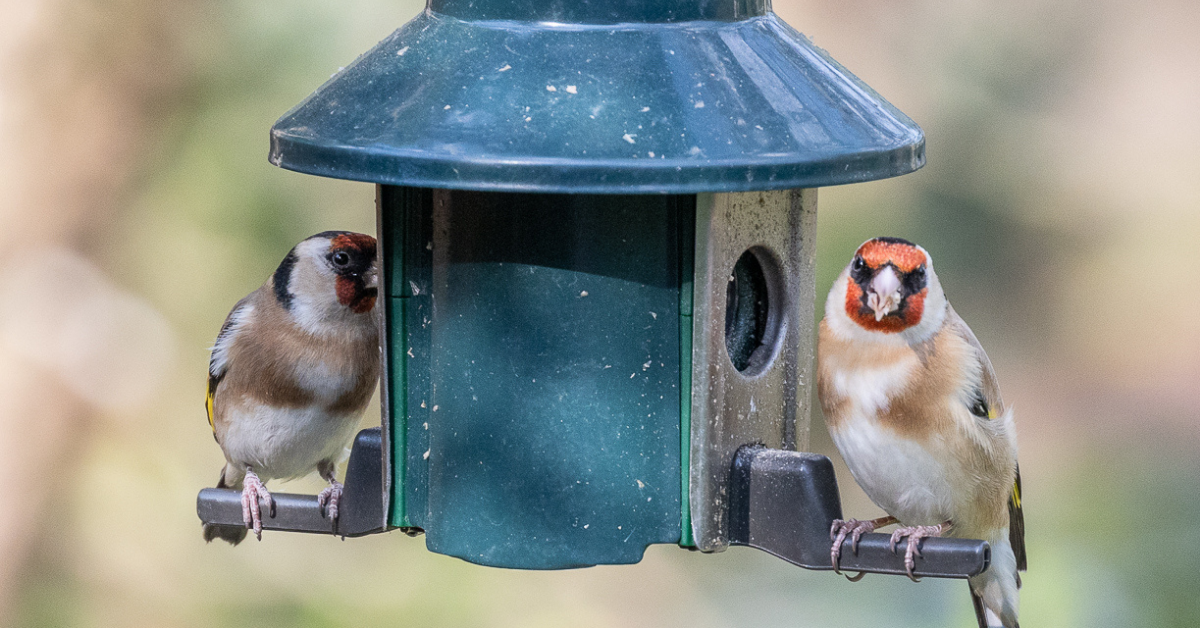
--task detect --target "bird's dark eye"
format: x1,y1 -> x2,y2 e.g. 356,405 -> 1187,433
903,264 -> 928,293
852,257 -> 866,273
332,251 -> 350,267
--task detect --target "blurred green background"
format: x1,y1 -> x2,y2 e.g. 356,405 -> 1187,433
1,0 -> 1197,626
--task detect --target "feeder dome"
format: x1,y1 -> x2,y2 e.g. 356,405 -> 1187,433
269,0 -> 924,193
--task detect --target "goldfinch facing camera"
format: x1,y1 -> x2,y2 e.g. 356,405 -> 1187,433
818,237 -> 1026,628
203,231 -> 380,544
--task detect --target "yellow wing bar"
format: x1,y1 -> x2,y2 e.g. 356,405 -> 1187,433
206,376 -> 218,434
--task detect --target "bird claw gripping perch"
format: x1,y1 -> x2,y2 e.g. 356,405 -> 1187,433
831,516 -> 898,580
889,522 -> 952,582
197,429 -> 390,539
240,468 -> 274,541
726,447 -> 991,581
317,479 -> 344,522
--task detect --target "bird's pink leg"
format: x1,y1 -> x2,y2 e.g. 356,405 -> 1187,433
240,467 -> 274,541
831,515 -> 898,578
316,465 -> 344,523
889,520 -> 953,581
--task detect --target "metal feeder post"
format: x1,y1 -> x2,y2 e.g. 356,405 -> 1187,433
198,0 -> 991,580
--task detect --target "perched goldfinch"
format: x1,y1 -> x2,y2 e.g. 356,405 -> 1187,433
202,231 -> 380,544
818,237 -> 1026,628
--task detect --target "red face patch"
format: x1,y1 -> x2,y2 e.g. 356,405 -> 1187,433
330,233 -> 377,257
352,293 -> 377,314
327,232 -> 377,314
336,275 -> 377,313
855,239 -> 927,274
844,282 -> 926,332
843,238 -> 929,333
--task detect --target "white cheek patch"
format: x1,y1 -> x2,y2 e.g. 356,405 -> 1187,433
899,273 -> 948,345
286,241 -> 376,338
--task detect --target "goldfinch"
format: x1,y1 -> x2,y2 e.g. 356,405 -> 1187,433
818,237 -> 1026,628
202,231 -> 380,544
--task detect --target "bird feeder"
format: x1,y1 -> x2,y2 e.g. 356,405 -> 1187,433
198,0 -> 991,579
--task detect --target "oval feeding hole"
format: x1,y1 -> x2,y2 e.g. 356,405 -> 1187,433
725,250 -> 770,373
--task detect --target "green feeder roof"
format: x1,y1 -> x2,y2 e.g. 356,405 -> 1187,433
269,0 -> 924,193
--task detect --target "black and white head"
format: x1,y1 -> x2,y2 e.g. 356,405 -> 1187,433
271,231 -> 379,335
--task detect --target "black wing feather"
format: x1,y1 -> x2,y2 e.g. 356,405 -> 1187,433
970,586 -> 989,628
1010,463 -> 1027,572
206,297 -> 248,439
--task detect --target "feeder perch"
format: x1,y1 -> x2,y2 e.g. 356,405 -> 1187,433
198,0 -> 990,579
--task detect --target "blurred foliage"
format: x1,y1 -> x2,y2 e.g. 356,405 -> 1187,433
1045,440 -> 1200,628
812,0 -> 1105,356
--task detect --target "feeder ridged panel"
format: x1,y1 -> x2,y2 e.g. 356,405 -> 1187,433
380,187 -> 692,568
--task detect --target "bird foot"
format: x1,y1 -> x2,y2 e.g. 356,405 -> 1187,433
317,478 -> 344,522
240,469 -> 274,541
889,521 -> 950,581
831,515 -> 896,579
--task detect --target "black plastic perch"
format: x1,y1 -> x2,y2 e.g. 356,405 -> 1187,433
727,446 -> 990,579
197,429 -> 390,538
196,433 -> 989,579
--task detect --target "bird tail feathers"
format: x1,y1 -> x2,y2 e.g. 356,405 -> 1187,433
968,531 -> 1020,627
202,467 -> 247,545
971,587 -> 1019,628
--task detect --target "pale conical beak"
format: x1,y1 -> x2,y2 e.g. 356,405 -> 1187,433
363,264 -> 379,290
867,266 -> 902,321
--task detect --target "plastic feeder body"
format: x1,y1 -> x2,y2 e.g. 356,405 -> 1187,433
259,0 -> 928,569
